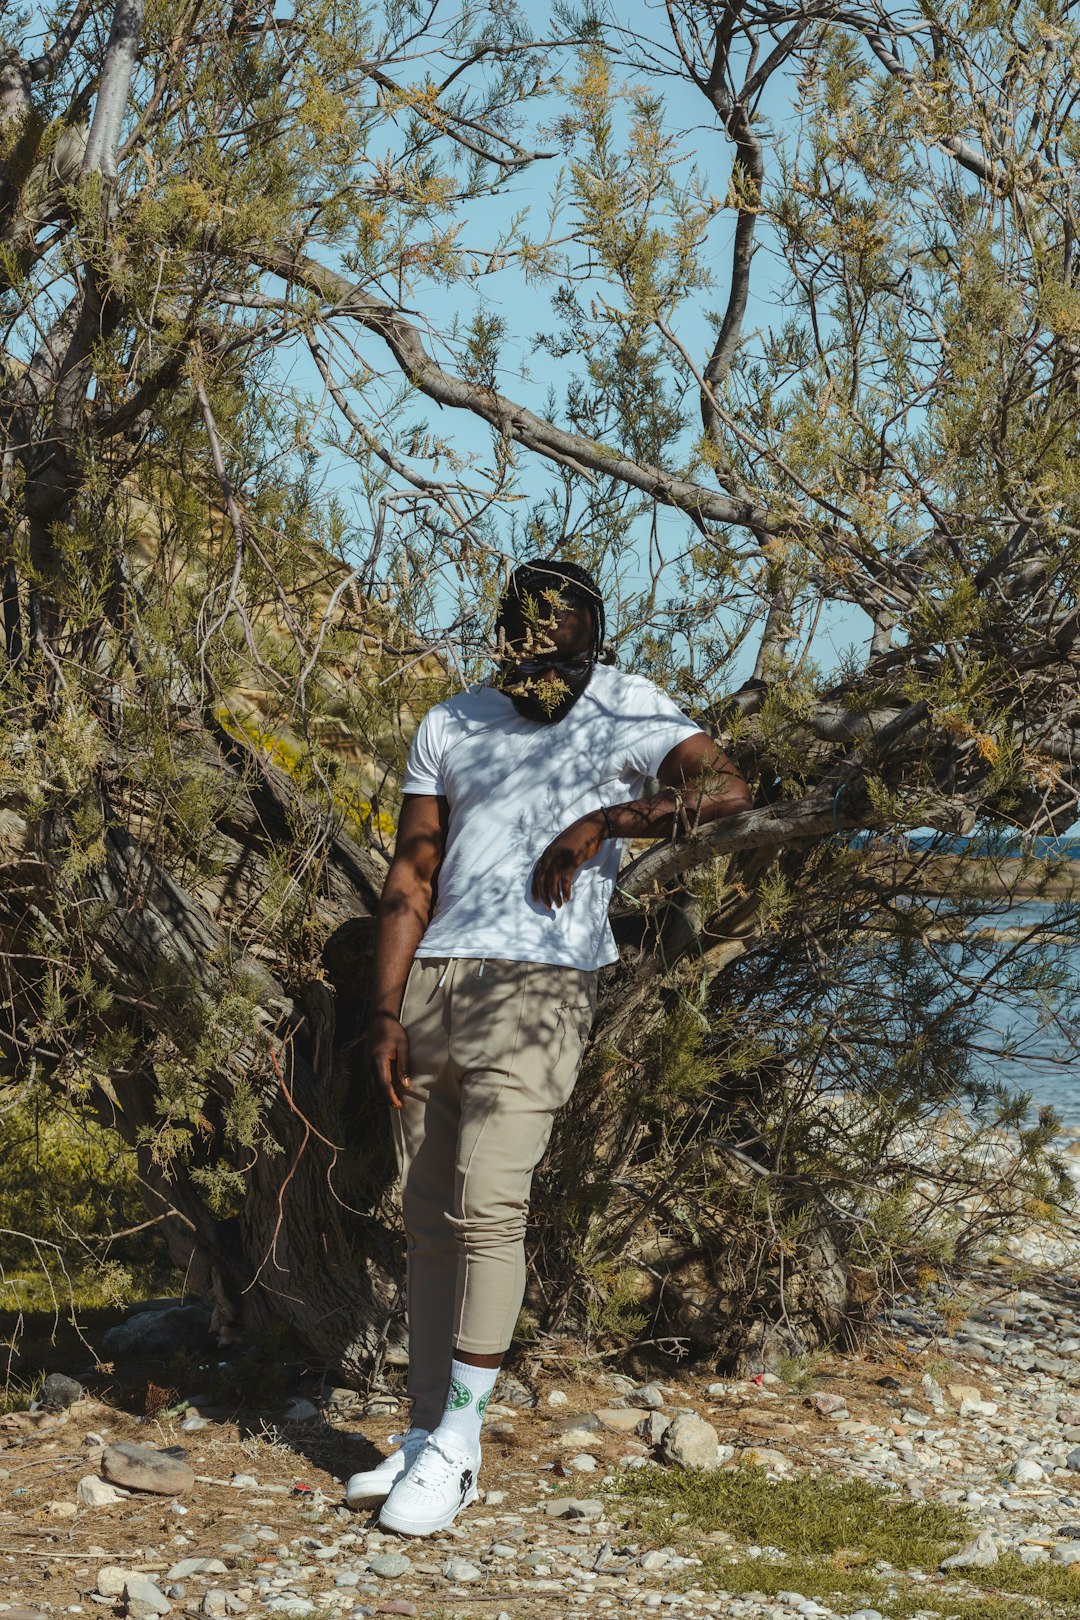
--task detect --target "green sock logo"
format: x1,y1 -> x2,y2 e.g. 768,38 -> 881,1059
447,1377 -> 472,1411
476,1393 -> 488,1419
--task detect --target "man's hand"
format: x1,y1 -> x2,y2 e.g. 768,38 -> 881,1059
531,812 -> 605,909
368,1011 -> 411,1109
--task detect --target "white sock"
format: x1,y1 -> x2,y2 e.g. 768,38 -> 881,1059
432,1358 -> 498,1454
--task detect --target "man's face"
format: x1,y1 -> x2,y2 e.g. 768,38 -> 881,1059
499,603 -> 595,725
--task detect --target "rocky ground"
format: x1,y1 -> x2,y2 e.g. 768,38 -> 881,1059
2,1265 -> 1080,1620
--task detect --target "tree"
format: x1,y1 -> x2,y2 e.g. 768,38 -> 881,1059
1,0 -> 1077,1377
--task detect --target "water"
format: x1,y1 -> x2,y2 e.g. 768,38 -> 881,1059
964,899 -> 1080,1129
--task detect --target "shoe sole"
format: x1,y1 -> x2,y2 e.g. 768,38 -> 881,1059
378,1483 -> 479,1536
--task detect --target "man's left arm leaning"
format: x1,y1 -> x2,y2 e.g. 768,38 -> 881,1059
531,732 -> 751,910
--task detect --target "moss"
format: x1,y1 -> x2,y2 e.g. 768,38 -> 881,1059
610,1465 -> 970,1566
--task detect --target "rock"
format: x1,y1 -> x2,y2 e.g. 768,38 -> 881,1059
660,1413 -> 719,1469
1068,1446 -> 1080,1472
181,1413 -> 209,1431
97,1568 -> 136,1597
920,1374 -> 945,1413
542,1497 -> 604,1519
124,1577 -> 172,1617
0,1609 -> 48,1620
941,1528 -> 998,1570
365,1395 -> 400,1416
595,1408 -> 642,1432
78,1472 -> 129,1509
40,1372 -> 83,1410
281,1397 -> 319,1423
495,1374 -> 536,1408
230,1472 -> 259,1488
47,1498 -> 77,1517
628,1383 -> 666,1410
368,1553 -> 412,1578
1058,1407 -> 1080,1426
547,1390 -> 568,1406
203,1593 -> 245,1617
959,1397 -> 999,1419
1012,1458 -> 1046,1485
805,1393 -> 847,1416
552,1410 -> 601,1436
567,1452 -> 597,1471
103,1441 -> 195,1496
738,1446 -> 791,1472
167,1558 -> 229,1580
947,1383 -> 983,1406
640,1550 -> 671,1571
443,1557 -> 482,1582
1051,1543 -> 1080,1565
102,1301 -> 212,1359
375,1604 -> 417,1617
637,1411 -> 671,1447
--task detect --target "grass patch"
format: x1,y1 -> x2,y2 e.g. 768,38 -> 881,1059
609,1464 -> 971,1566
696,1555 -> 1048,1619
954,1554 -> 1080,1606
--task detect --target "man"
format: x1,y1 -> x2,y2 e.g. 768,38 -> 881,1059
347,559 -> 751,1535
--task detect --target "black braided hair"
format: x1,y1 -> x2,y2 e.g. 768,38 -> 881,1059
495,558 -> 606,662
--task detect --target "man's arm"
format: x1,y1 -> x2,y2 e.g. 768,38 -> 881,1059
368,792 -> 449,1107
531,732 -> 751,909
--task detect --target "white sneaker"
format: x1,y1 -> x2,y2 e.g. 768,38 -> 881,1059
378,1432 -> 480,1536
345,1428 -> 430,1507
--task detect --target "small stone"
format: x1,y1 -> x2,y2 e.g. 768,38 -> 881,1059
368,1553 -> 412,1578
1067,1447 -> 1080,1472
628,1383 -> 665,1410
920,1374 -> 946,1413
442,1557 -> 482,1582
805,1393 -> 847,1416
282,1397 -> 319,1423
660,1413 -> 719,1470
542,1497 -> 604,1520
547,1390 -> 568,1407
122,1577 -> 171,1617
40,1372 -> 84,1411
958,1397 -> 999,1419
552,1410 -> 601,1436
97,1568 -> 135,1598
230,1473 -> 260,1488
1051,1543 -> 1080,1565
484,1489 -> 507,1504
1012,1458 -> 1046,1485
496,1375 -> 536,1408
47,1499 -> 78,1518
738,1445 -> 791,1471
947,1383 -> 983,1405
595,1408 -> 641,1433
167,1558 -> 229,1581
201,1594 -> 230,1618
640,1550 -> 670,1572
374,1604 -> 417,1617
941,1528 -> 998,1570
568,1453 -> 597,1471
102,1441 -> 195,1496
181,1414 -> 209,1432
637,1412 -> 671,1448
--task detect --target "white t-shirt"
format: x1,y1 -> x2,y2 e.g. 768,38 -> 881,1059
401,663 -> 702,970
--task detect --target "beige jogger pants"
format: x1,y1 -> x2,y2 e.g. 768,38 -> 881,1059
393,955 -> 598,1429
